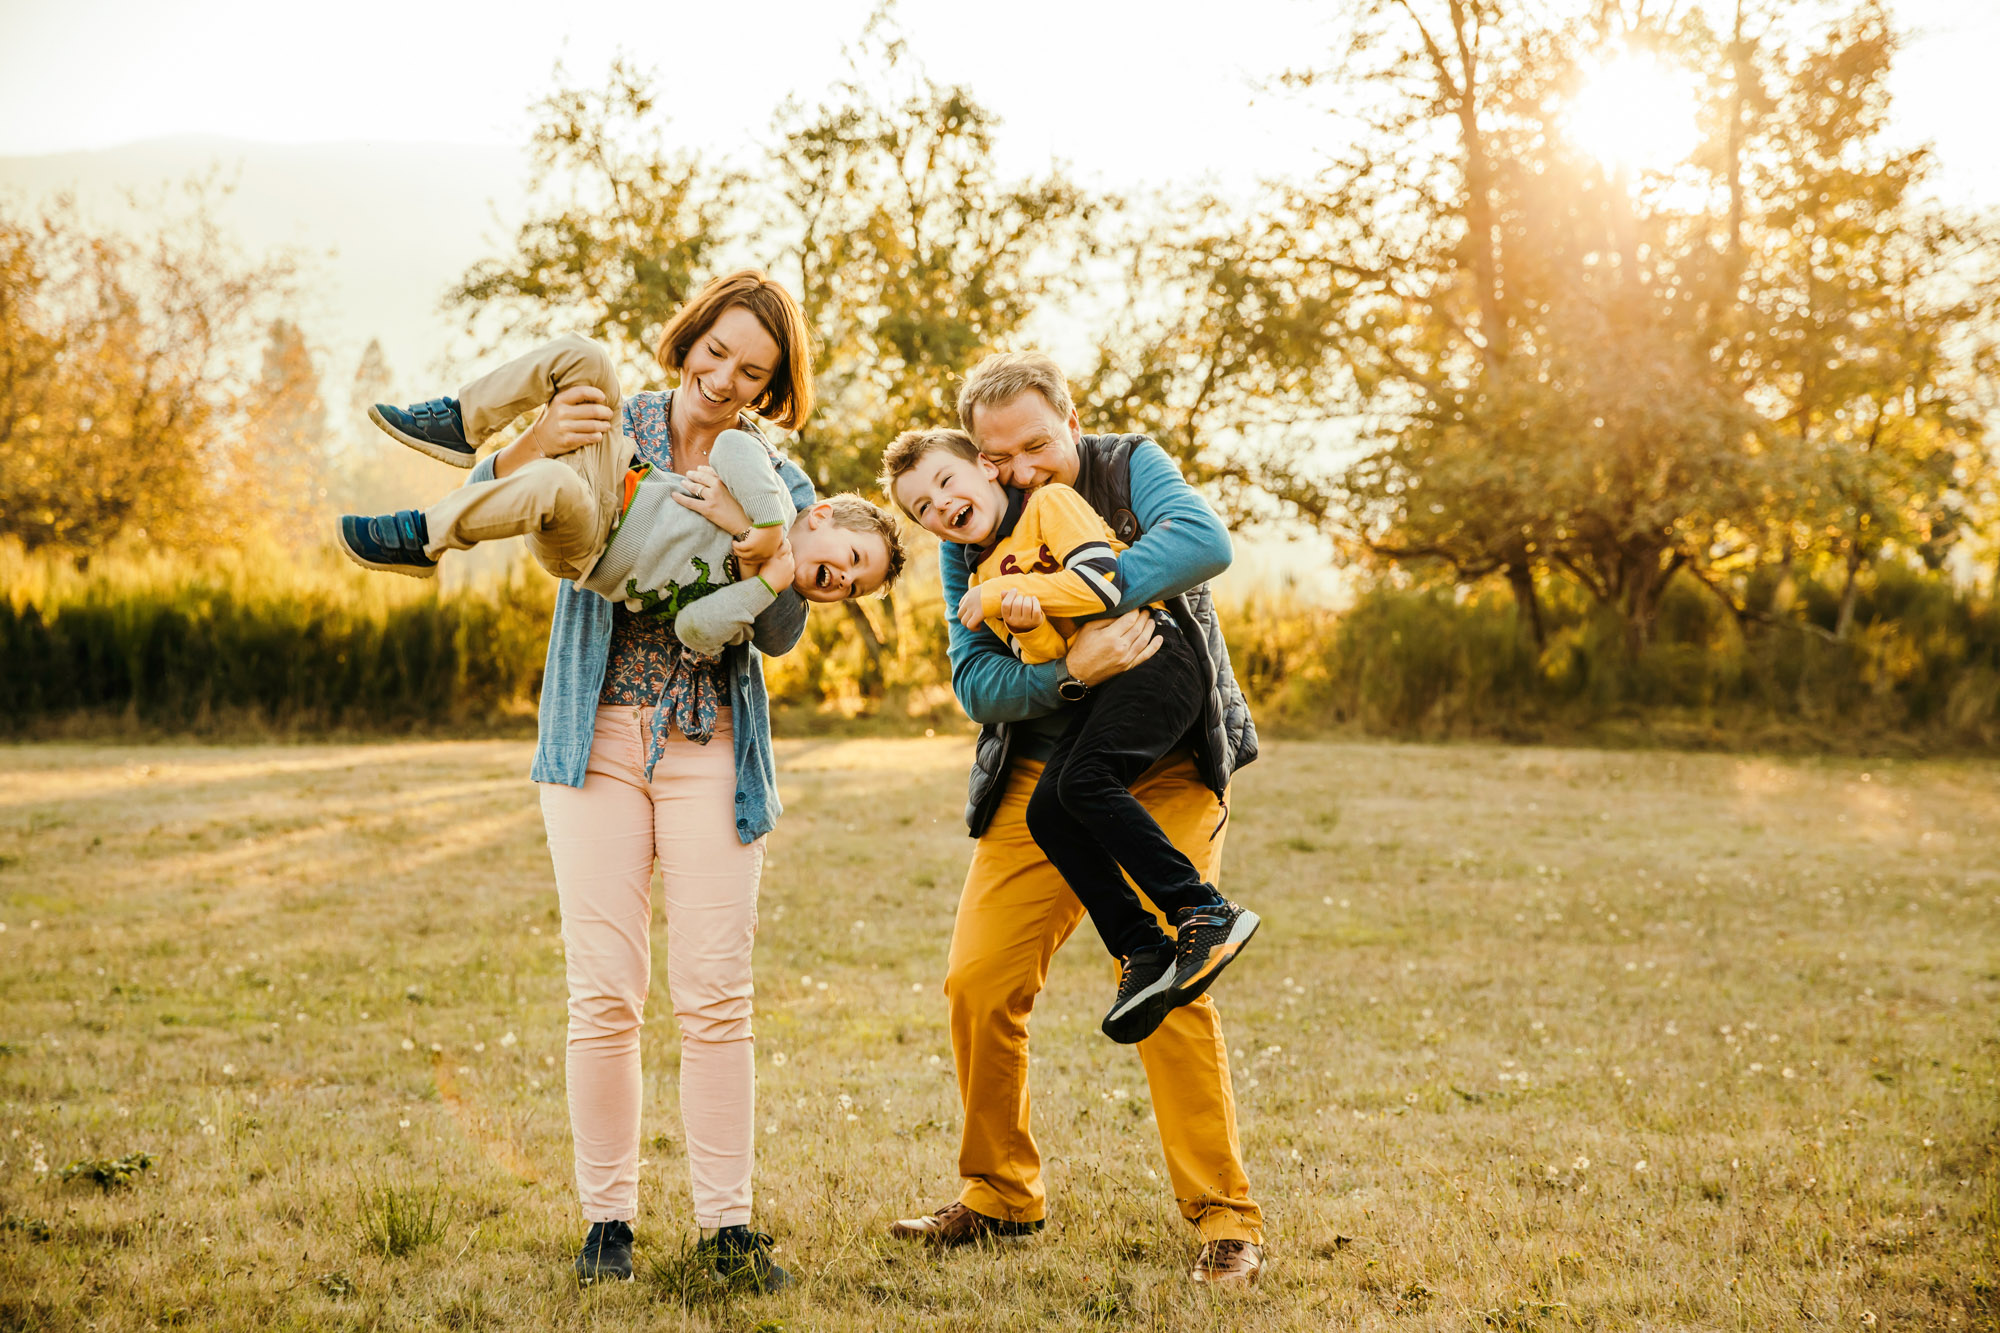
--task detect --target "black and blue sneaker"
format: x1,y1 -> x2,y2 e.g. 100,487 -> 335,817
336,509 -> 438,578
1167,897 -> 1260,1005
575,1219 -> 634,1284
696,1225 -> 791,1293
1101,943 -> 1180,1045
369,396 -> 474,467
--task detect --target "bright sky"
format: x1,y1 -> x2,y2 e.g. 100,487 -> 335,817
4,0 -> 1989,202
0,0 -> 1330,192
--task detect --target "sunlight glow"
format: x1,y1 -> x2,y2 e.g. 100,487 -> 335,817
1566,52 -> 1702,174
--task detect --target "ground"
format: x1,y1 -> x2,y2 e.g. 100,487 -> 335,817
0,737 -> 1994,1331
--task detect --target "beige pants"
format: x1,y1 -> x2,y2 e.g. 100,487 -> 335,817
541,705 -> 766,1226
420,335 -> 637,582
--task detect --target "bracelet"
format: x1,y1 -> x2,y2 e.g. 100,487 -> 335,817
731,527 -> 752,545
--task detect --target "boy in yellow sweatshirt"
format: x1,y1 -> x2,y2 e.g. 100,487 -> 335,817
884,428 -> 1259,1044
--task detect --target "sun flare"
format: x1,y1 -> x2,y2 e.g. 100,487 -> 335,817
1566,52 -> 1701,173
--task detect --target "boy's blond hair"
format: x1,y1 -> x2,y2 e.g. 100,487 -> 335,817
821,493 -> 908,593
955,351 -> 1074,435
879,427 -> 980,519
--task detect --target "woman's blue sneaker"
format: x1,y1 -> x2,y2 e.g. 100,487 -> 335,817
575,1219 -> 634,1284
337,510 -> 438,578
369,396 -> 474,467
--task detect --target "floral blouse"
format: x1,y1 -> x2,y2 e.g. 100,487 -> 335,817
599,391 -> 730,765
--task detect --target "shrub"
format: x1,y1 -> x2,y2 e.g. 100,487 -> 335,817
0,543 -> 552,735
57,1151 -> 155,1190
355,1177 -> 448,1258
1222,564 -> 2000,751
6,540 -> 1995,752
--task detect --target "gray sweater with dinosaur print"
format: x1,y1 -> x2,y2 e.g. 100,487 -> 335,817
578,429 -> 795,656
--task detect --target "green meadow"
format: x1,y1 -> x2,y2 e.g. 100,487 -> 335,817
0,737 -> 1994,1330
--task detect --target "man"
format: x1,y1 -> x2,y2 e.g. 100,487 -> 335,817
886,351 -> 1265,1286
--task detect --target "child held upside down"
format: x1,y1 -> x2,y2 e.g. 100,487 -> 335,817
883,427 -> 1258,1044
336,331 -> 904,774
335,333 -> 904,659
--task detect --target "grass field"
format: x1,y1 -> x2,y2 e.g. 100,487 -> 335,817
0,737 -> 1994,1331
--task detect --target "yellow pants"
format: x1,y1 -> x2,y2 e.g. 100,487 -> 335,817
946,753 -> 1262,1244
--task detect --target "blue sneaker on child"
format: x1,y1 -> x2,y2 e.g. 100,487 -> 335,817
369,396 -> 474,466
337,510 -> 437,578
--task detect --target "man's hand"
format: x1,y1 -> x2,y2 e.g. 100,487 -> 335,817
957,585 -> 988,631
522,385 -> 615,458
1064,610 -> 1160,686
999,590 -> 1044,633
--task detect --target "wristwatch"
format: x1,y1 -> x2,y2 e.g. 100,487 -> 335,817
1056,671 -> 1090,703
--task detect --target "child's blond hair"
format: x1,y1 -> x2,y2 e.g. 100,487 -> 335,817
821,493 -> 908,593
879,428 -> 980,520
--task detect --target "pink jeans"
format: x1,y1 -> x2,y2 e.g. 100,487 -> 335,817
539,705 -> 764,1226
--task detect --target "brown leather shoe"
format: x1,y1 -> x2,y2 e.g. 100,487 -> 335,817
1191,1238 -> 1264,1286
887,1201 -> 1043,1247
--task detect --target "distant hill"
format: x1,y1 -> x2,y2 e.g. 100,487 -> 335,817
0,136 -> 532,393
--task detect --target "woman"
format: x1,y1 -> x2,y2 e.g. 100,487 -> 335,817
464,270 -> 815,1289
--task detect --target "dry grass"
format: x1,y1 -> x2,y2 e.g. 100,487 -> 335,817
0,737 -> 1994,1331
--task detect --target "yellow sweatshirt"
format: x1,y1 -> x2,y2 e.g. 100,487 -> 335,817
969,483 -> 1149,665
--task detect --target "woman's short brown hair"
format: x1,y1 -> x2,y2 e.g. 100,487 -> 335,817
654,269 -> 816,432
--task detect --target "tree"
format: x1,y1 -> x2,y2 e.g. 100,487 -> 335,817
452,17 -> 1096,491
760,15 -> 1098,684
243,319 -> 331,547
447,58 -> 736,383
1728,3 -> 1998,637
0,188 -> 295,557
1281,0 -> 1998,651
351,337 -> 393,425
765,16 -> 1096,496
328,335 -> 437,519
1071,194 -> 1360,527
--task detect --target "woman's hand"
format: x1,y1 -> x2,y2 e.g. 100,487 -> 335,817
525,385 -> 615,457
958,585 -> 988,631
1064,610 -> 1160,685
492,385 -> 615,477
673,464 -> 760,545
999,591 -> 1045,633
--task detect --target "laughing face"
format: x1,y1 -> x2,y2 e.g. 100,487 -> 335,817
789,504 -> 894,602
676,305 -> 782,432
892,448 -> 1008,547
966,388 -> 1082,491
